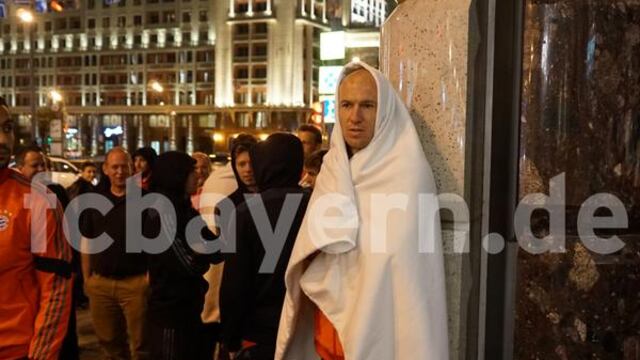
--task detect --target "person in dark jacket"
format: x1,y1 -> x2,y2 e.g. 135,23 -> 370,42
133,147 -> 157,190
67,161 -> 97,200
226,133 -> 259,207
146,151 -> 223,360
219,133 -> 310,360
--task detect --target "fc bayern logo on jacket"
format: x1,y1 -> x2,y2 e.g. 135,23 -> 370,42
0,210 -> 12,232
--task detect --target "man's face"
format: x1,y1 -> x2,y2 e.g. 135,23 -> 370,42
193,156 -> 210,188
19,151 -> 46,181
298,131 -> 320,159
235,151 -> 256,188
104,151 -> 131,189
301,166 -> 319,189
134,156 -> 149,175
0,106 -> 14,169
81,166 -> 97,183
338,70 -> 378,154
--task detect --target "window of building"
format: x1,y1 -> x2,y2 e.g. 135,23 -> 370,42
117,16 -> 126,28
182,12 -> 191,23
134,35 -> 142,46
55,18 -> 67,31
148,12 -> 160,25
150,34 -> 158,45
134,15 -> 143,26
2,25 -> 9,34
235,24 -> 249,36
199,10 -> 208,22
199,31 -> 208,44
103,17 -> 110,28
88,18 -> 96,29
253,44 -> 267,57
70,17 -> 82,30
234,45 -> 249,58
235,66 -> 249,79
88,0 -> 95,9
253,22 -> 268,34
182,32 -> 191,44
253,67 -> 267,78
163,11 -> 176,23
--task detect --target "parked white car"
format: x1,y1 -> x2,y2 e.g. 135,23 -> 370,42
48,156 -> 80,188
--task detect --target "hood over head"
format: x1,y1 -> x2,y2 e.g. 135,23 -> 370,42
250,133 -> 303,192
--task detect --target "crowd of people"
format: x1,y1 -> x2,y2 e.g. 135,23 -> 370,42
0,61 -> 448,360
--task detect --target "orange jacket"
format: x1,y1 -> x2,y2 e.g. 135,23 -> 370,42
0,168 -> 73,360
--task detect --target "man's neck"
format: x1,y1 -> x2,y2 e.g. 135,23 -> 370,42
110,185 -> 126,197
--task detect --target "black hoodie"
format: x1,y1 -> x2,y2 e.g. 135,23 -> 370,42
146,152 -> 222,326
220,133 -> 310,355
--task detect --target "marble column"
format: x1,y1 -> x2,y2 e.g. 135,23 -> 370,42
91,115 -> 100,157
381,0 -> 472,359
169,113 -> 177,151
186,115 -> 194,155
514,1 -> 640,359
136,115 -> 145,149
121,115 -> 129,151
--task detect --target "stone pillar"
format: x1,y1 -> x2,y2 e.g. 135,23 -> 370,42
121,115 -> 129,151
381,1 -> 472,359
136,115 -> 145,149
186,115 -> 194,154
91,115 -> 100,157
169,113 -> 177,151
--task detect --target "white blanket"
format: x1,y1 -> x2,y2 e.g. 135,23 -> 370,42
275,62 -> 449,360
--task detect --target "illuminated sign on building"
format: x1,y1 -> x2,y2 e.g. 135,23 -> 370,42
320,31 -> 345,60
319,66 -> 343,95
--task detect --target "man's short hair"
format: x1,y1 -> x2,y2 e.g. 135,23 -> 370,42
81,161 -> 97,171
192,151 -> 211,166
298,124 -> 322,145
15,145 -> 43,166
104,146 -> 131,165
304,149 -> 328,171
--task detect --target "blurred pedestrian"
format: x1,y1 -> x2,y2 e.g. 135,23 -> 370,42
67,161 -> 97,200
220,133 -> 309,360
191,151 -> 211,209
277,62 -> 449,360
297,124 -> 323,160
133,147 -> 157,190
200,134 -> 258,359
299,149 -> 327,189
0,97 -> 74,360
146,151 -> 223,360
81,147 -> 149,360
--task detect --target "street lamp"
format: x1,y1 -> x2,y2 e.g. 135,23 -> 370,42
18,9 -> 38,144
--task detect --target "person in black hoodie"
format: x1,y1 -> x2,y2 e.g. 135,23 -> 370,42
146,151 -> 223,360
219,133 -> 310,360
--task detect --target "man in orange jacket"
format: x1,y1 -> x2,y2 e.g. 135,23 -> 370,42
0,97 -> 73,360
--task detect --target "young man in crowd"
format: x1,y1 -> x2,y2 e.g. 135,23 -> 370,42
297,124 -> 323,160
67,161 -> 98,200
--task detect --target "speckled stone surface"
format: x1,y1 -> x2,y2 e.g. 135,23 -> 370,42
380,0 -> 470,197
381,2 -> 472,359
515,1 -> 640,359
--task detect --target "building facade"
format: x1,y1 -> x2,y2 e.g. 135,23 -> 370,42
0,0 -> 349,156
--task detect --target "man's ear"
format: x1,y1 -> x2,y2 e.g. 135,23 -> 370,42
102,161 -> 108,175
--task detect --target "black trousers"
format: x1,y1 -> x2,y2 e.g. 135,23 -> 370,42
148,316 -> 209,360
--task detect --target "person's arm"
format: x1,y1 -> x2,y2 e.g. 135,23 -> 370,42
29,199 -> 73,360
